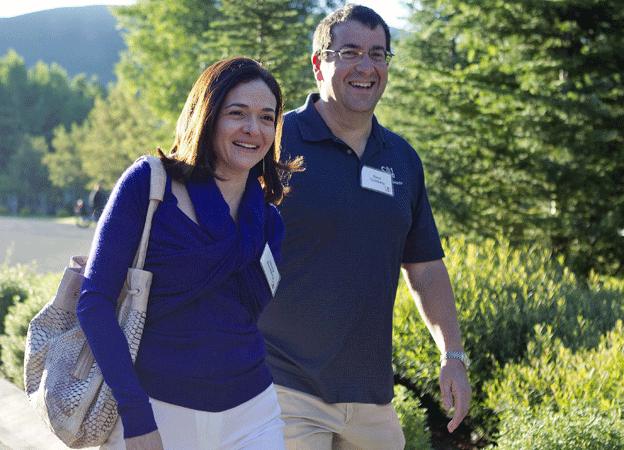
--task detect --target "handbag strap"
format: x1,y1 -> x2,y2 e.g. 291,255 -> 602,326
132,155 -> 166,270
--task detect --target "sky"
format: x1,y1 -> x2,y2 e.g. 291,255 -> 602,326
0,0 -> 410,28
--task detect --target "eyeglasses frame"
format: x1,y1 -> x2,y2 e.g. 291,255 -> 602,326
320,47 -> 395,65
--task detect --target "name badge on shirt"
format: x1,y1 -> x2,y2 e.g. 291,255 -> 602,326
260,243 -> 280,297
361,166 -> 394,196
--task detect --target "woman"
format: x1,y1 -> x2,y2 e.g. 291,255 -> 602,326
77,57 -> 302,449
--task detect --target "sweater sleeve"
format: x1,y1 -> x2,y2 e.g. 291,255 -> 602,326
76,158 -> 158,438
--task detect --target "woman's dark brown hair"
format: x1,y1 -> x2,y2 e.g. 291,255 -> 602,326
159,56 -> 302,205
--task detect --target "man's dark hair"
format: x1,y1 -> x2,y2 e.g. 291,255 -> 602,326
312,4 -> 391,56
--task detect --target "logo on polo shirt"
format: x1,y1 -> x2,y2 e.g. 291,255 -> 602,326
381,166 -> 403,185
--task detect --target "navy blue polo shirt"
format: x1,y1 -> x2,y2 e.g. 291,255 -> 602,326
258,94 -> 444,404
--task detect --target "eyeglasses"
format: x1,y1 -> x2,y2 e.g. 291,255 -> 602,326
321,47 -> 394,65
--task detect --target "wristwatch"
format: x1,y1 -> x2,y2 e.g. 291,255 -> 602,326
441,351 -> 470,369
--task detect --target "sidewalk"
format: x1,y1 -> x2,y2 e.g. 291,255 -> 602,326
0,378 -> 70,450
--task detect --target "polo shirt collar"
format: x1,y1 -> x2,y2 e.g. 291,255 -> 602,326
296,93 -> 386,147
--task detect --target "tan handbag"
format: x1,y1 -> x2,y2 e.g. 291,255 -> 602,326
23,156 -> 166,448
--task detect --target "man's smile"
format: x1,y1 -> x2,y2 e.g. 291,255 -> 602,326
348,81 -> 375,89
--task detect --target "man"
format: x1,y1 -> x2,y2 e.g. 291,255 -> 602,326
259,4 -> 471,449
88,182 -> 106,220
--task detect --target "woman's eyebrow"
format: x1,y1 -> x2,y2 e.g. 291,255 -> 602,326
224,102 -> 275,113
223,102 -> 248,109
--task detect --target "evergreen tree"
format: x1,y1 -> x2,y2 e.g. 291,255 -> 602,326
114,0 -> 330,123
208,0 -> 319,109
0,51 -> 29,172
382,0 -> 624,277
113,0 -> 221,126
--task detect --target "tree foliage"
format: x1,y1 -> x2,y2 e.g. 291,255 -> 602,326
114,0 -> 327,126
0,136 -> 51,213
382,0 -> 624,277
0,50 -> 100,212
113,0 -> 220,126
44,124 -> 89,198
45,83 -> 169,190
208,0 -> 320,110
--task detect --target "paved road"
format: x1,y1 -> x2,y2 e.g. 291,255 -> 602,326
0,217 -> 95,273
0,378 -> 73,449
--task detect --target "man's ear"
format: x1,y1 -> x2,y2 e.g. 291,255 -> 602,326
312,53 -> 323,82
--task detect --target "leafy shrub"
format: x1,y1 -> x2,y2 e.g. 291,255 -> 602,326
392,385 -> 432,450
0,263 -> 38,336
0,292 -> 49,387
484,321 -> 624,419
392,236 -> 624,437
0,266 -> 59,385
589,271 -> 624,295
492,406 -> 624,450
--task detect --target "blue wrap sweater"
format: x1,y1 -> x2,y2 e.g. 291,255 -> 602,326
76,157 -> 283,438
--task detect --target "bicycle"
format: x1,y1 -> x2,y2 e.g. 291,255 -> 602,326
74,199 -> 97,228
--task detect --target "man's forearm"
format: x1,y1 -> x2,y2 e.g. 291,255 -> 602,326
402,259 -> 472,432
401,259 -> 464,353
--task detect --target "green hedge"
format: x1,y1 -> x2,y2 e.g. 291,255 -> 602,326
0,264 -> 35,336
392,236 -> 624,437
391,385 -> 432,450
491,406 -> 624,450
0,292 -> 49,387
0,264 -> 59,386
485,321 -> 624,420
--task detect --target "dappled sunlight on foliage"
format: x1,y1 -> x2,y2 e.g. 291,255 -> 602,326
393,236 -> 624,442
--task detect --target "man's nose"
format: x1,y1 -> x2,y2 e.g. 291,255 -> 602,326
355,53 -> 375,72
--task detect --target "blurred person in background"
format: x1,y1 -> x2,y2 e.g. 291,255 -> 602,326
88,181 -> 106,220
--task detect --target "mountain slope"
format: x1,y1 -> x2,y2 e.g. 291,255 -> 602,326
0,5 -> 125,85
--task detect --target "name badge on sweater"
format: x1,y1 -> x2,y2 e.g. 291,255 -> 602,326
361,166 -> 394,196
260,243 -> 280,297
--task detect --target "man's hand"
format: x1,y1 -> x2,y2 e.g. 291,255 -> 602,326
125,430 -> 164,450
440,358 -> 471,433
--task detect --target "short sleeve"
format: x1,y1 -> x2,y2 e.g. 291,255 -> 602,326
402,153 -> 445,263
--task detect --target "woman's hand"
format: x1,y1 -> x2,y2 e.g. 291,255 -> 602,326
125,430 -> 164,450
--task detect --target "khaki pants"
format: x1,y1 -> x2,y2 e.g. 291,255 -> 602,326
275,385 -> 405,450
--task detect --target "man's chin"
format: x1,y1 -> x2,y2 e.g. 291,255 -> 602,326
345,101 -> 378,114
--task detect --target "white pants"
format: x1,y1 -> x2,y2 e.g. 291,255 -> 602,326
101,384 -> 285,450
